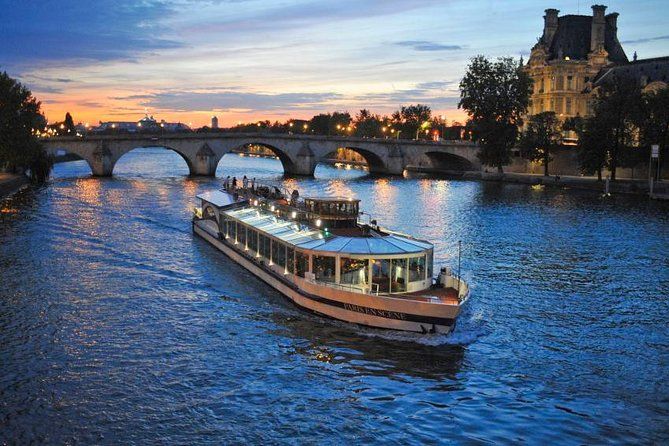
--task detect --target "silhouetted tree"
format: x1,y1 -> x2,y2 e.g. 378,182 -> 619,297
459,56 -> 532,172
391,104 -> 432,140
0,71 -> 52,182
575,117 -> 607,181
519,111 -> 562,176
638,88 -> 669,178
309,112 -> 351,135
591,74 -> 643,180
354,109 -> 382,137
64,112 -> 75,134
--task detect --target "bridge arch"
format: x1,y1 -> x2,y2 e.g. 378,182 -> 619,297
46,145 -> 99,176
320,146 -> 388,174
423,151 -> 475,173
111,146 -> 194,176
220,142 -> 298,175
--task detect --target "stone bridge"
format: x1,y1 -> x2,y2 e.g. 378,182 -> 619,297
42,133 -> 480,177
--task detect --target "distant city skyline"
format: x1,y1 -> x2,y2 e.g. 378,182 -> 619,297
2,0 -> 668,126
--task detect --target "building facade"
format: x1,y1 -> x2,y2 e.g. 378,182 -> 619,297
526,4 -> 669,119
525,5 -> 628,122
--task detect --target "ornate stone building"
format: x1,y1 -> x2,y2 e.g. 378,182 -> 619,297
525,5 -> 628,121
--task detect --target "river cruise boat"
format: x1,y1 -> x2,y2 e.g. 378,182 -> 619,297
192,181 -> 469,334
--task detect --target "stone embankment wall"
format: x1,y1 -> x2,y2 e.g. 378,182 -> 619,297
0,173 -> 28,198
502,146 -> 668,181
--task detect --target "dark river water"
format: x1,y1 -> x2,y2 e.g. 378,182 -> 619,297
1,148 -> 668,444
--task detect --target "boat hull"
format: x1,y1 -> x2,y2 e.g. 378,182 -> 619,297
193,220 -> 462,334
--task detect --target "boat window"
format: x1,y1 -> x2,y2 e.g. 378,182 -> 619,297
409,255 -> 425,282
259,234 -> 270,259
427,251 -> 433,279
237,222 -> 246,247
287,247 -> 295,273
295,251 -> 309,277
371,259 -> 390,293
229,219 -> 237,241
313,255 -> 335,283
203,206 -> 216,220
391,258 -> 407,293
273,240 -> 286,268
340,258 -> 368,286
248,229 -> 258,254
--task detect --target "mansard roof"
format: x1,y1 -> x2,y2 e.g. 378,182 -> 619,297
544,14 -> 627,64
593,56 -> 669,87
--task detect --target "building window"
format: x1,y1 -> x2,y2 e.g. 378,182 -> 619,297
550,76 -> 556,91
567,75 -> 573,90
556,75 -> 564,90
539,99 -> 544,112
550,98 -> 555,112
566,97 -> 572,115
539,78 -> 545,93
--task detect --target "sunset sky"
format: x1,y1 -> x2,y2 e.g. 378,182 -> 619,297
2,0 -> 668,127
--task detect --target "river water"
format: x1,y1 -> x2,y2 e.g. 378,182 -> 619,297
1,148 -> 668,444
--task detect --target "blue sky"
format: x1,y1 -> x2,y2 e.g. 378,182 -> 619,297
1,0 -> 667,125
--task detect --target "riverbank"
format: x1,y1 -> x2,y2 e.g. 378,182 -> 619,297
0,173 -> 29,199
406,166 -> 668,196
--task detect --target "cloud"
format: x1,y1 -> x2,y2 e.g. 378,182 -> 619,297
621,34 -> 669,45
0,0 -> 183,65
118,90 -> 344,112
395,40 -> 463,52
414,81 -> 457,90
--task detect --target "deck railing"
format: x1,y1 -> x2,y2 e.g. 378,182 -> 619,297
306,278 -> 379,296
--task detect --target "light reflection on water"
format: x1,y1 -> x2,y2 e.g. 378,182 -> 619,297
0,148 -> 668,444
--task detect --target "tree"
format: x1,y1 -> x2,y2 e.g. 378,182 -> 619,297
519,111 -> 562,176
64,112 -> 75,134
459,56 -> 532,172
591,74 -> 642,181
638,88 -> 669,178
391,104 -> 432,140
309,112 -> 351,135
353,109 -> 382,137
575,117 -> 608,181
0,71 -> 52,182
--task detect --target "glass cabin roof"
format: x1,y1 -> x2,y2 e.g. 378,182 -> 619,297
221,204 -> 432,256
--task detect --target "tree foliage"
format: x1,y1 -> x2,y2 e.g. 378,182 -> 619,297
459,56 -> 532,172
391,104 -> 432,140
353,109 -> 383,137
574,117 -> 608,180
590,74 -> 643,180
638,88 -> 669,177
308,112 -> 351,135
0,71 -> 52,182
64,112 -> 76,134
519,112 -> 562,176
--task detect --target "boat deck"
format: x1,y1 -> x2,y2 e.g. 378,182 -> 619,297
394,287 -> 461,305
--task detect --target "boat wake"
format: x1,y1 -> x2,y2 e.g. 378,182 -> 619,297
356,307 -> 489,346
